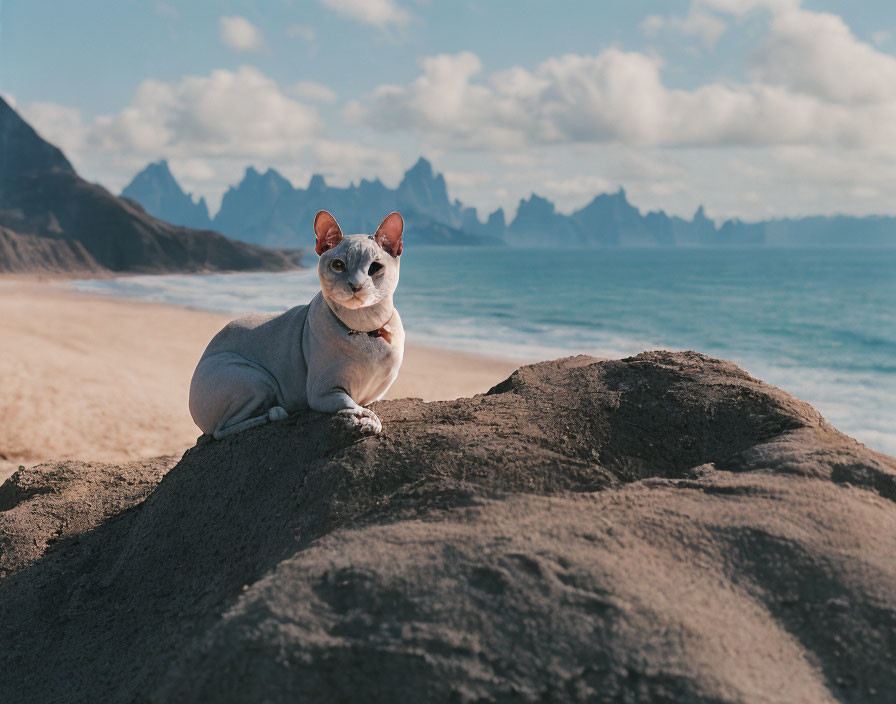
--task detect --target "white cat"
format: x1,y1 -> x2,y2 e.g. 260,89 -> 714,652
189,210 -> 405,438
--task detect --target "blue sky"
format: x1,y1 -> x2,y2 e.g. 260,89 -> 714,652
4,0 -> 896,221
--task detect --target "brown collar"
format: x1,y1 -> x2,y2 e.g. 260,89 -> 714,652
347,326 -> 392,344
346,314 -> 393,344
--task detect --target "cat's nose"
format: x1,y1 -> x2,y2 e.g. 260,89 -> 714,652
349,283 -> 363,292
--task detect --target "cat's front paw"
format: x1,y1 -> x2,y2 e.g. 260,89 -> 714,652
337,407 -> 382,435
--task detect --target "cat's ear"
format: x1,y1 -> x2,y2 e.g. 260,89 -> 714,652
374,212 -> 403,257
314,210 -> 343,255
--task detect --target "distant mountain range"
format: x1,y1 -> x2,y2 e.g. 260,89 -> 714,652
0,98 -> 299,274
124,158 -> 896,249
125,158 -> 503,248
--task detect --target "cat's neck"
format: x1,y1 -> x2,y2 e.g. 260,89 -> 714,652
324,294 -> 395,332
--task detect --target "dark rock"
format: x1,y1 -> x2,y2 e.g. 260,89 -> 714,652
1,351 -> 895,703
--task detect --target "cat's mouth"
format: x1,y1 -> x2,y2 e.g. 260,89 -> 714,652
340,291 -> 372,308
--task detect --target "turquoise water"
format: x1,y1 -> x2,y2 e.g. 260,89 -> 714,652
71,247 -> 896,456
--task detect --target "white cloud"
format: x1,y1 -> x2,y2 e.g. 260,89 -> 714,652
90,66 -> 322,159
18,67 -> 407,214
543,174 -> 615,200
641,1 -> 896,106
611,151 -> 685,185
22,102 -> 87,159
316,0 -> 410,27
365,51 -> 530,150
22,66 -> 324,201
359,33 -> 896,152
292,81 -> 337,103
495,151 -> 537,169
641,0 -> 800,48
340,99 -> 365,125
219,16 -> 265,52
442,170 -> 492,188
695,0 -> 799,17
285,23 -> 316,42
641,8 -> 727,48
311,139 -> 404,185
169,158 -> 217,183
727,158 -> 768,181
349,2 -> 896,221
755,9 -> 896,103
770,145 -> 896,194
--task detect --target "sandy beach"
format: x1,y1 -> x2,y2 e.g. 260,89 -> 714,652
0,277 -> 520,478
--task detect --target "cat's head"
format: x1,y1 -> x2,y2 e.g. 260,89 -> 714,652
314,210 -> 402,310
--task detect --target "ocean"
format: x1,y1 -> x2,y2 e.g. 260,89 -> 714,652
71,246 -> 896,456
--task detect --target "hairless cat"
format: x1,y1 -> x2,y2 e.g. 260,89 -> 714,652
189,210 -> 404,438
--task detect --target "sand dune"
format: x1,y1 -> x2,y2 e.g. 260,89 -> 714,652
0,278 -> 519,473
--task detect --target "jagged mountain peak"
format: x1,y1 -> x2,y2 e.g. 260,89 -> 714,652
399,156 -> 447,190
129,160 -> 179,188
396,156 -> 452,219
262,167 -> 291,185
517,193 -> 556,215
581,186 -> 630,207
406,156 -> 433,177
486,207 -> 506,227
236,166 -> 292,190
121,159 -> 212,230
144,158 -> 172,173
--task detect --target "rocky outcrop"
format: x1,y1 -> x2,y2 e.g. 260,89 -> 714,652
1,351 -> 895,703
0,225 -> 102,273
0,98 -> 300,274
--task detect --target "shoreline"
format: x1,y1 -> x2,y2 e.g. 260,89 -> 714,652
65,275 -> 541,366
0,276 -> 521,477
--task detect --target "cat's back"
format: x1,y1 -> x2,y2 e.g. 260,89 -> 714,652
201,304 -> 309,369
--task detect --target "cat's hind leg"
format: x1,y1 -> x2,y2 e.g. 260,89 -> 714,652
189,353 -> 286,440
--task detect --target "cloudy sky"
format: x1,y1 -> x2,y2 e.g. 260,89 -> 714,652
4,0 -> 896,221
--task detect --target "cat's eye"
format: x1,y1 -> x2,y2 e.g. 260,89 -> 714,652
330,259 -> 345,272
368,261 -> 384,275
